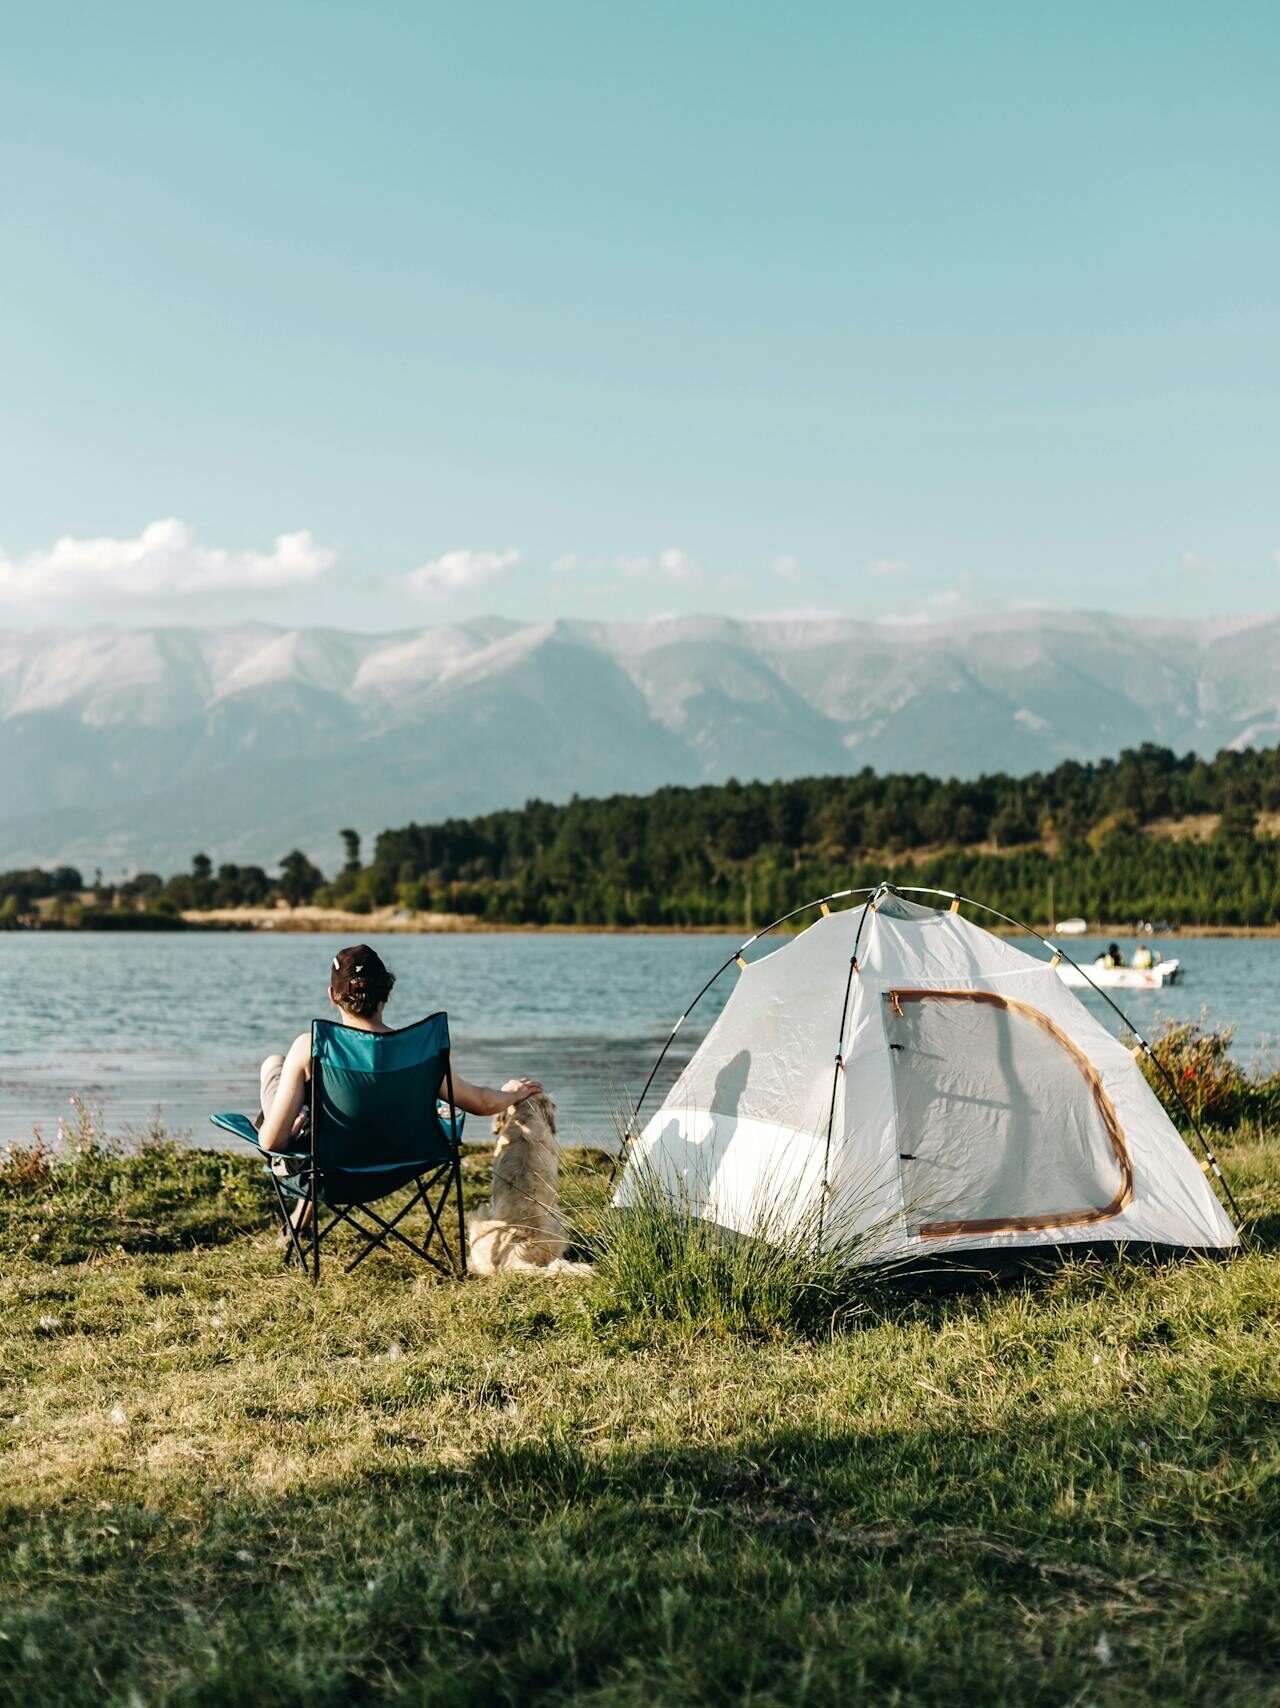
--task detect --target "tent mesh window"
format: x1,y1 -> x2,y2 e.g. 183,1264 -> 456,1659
883,989 -> 1134,1239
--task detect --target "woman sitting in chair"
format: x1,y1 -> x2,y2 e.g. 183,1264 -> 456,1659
257,944 -> 542,1231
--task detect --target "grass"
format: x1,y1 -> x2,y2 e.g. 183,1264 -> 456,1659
2,1105 -> 1279,1705
583,1160 -> 905,1340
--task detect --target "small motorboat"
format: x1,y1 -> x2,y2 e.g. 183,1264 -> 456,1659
1055,957 -> 1181,990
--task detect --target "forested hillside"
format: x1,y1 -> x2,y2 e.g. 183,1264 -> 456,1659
342,742 -> 1280,928
7,741 -> 1280,929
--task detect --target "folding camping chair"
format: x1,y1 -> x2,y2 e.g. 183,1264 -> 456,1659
211,1012 -> 467,1283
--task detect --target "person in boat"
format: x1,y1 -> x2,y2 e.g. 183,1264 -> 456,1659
1132,943 -> 1154,970
1099,942 -> 1126,969
255,944 -> 543,1234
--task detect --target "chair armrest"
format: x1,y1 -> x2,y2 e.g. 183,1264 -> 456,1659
209,1111 -> 310,1159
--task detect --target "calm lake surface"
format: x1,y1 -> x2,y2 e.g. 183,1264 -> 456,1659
3,928 -> 1279,1149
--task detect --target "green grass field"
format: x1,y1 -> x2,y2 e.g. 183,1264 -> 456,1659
2,1114 -> 1279,1707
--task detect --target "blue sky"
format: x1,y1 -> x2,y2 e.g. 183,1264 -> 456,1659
0,1 -> 1276,629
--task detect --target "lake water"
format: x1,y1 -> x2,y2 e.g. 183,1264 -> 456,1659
2,927 -> 1279,1149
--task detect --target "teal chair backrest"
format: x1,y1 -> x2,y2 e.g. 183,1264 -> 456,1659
311,1013 -> 456,1170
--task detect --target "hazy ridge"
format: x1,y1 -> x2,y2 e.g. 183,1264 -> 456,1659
3,610 -> 1279,872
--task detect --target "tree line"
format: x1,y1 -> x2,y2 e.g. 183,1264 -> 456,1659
4,740 -> 1280,929
0,850 -> 326,928
327,741 -> 1280,928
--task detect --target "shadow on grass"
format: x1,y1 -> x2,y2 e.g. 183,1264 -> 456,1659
3,1397 -> 1277,1708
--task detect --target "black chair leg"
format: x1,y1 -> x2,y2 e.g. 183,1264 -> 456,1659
453,1155 -> 468,1277
270,1164 -> 467,1281
273,1175 -> 311,1276
344,1192 -> 451,1277
310,1171 -> 320,1285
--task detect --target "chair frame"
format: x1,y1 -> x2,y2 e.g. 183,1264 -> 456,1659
264,1020 -> 468,1285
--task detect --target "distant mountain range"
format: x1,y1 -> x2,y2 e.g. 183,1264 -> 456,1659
3,611 -> 1280,874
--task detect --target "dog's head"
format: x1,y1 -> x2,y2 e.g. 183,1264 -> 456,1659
492,1091 -> 558,1142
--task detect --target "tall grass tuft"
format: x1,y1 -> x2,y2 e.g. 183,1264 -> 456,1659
575,1154 -> 901,1341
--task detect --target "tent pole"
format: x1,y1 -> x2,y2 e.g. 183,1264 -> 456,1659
817,888 -> 882,1247
607,887 -> 877,1185
889,884 -> 1246,1232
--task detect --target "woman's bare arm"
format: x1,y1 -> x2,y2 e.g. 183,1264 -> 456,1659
258,1033 -> 311,1151
445,1074 -> 543,1118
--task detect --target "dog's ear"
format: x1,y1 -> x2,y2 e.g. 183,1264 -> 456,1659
532,1092 -> 558,1132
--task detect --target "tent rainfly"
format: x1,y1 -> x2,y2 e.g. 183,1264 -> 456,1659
616,888 -> 1240,1260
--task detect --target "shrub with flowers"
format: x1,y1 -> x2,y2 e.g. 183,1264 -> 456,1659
1133,1015 -> 1280,1128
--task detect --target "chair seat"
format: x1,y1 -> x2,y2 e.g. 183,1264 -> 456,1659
269,1159 -> 442,1206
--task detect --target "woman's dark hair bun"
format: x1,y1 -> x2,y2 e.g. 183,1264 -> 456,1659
330,944 -> 395,1017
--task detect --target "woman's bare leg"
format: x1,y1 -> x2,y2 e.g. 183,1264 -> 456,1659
259,1054 -> 306,1246
258,1055 -> 285,1127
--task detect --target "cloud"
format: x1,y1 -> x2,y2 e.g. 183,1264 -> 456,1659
657,547 -> 700,582
0,518 -> 337,605
772,553 -> 802,581
542,547 -> 708,583
866,558 -> 912,577
612,548 -> 702,582
403,547 -> 521,599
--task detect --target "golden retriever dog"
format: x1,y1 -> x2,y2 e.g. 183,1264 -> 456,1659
468,1092 -> 592,1276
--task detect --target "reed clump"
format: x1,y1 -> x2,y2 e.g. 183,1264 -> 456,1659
574,1159 -> 900,1340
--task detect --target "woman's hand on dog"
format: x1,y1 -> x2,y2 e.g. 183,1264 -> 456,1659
446,1073 -> 544,1117
501,1078 -> 544,1105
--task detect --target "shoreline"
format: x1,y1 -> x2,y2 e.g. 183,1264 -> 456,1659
180,908 -> 1280,940
11,903 -> 1280,939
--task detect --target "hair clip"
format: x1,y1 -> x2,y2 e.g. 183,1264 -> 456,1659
332,957 -> 339,970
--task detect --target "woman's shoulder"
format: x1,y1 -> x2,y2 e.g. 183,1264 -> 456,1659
285,1030 -> 313,1067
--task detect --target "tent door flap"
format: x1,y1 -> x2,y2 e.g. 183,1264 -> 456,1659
881,988 -> 1133,1240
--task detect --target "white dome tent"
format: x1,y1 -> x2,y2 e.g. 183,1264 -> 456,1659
615,886 -> 1240,1262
